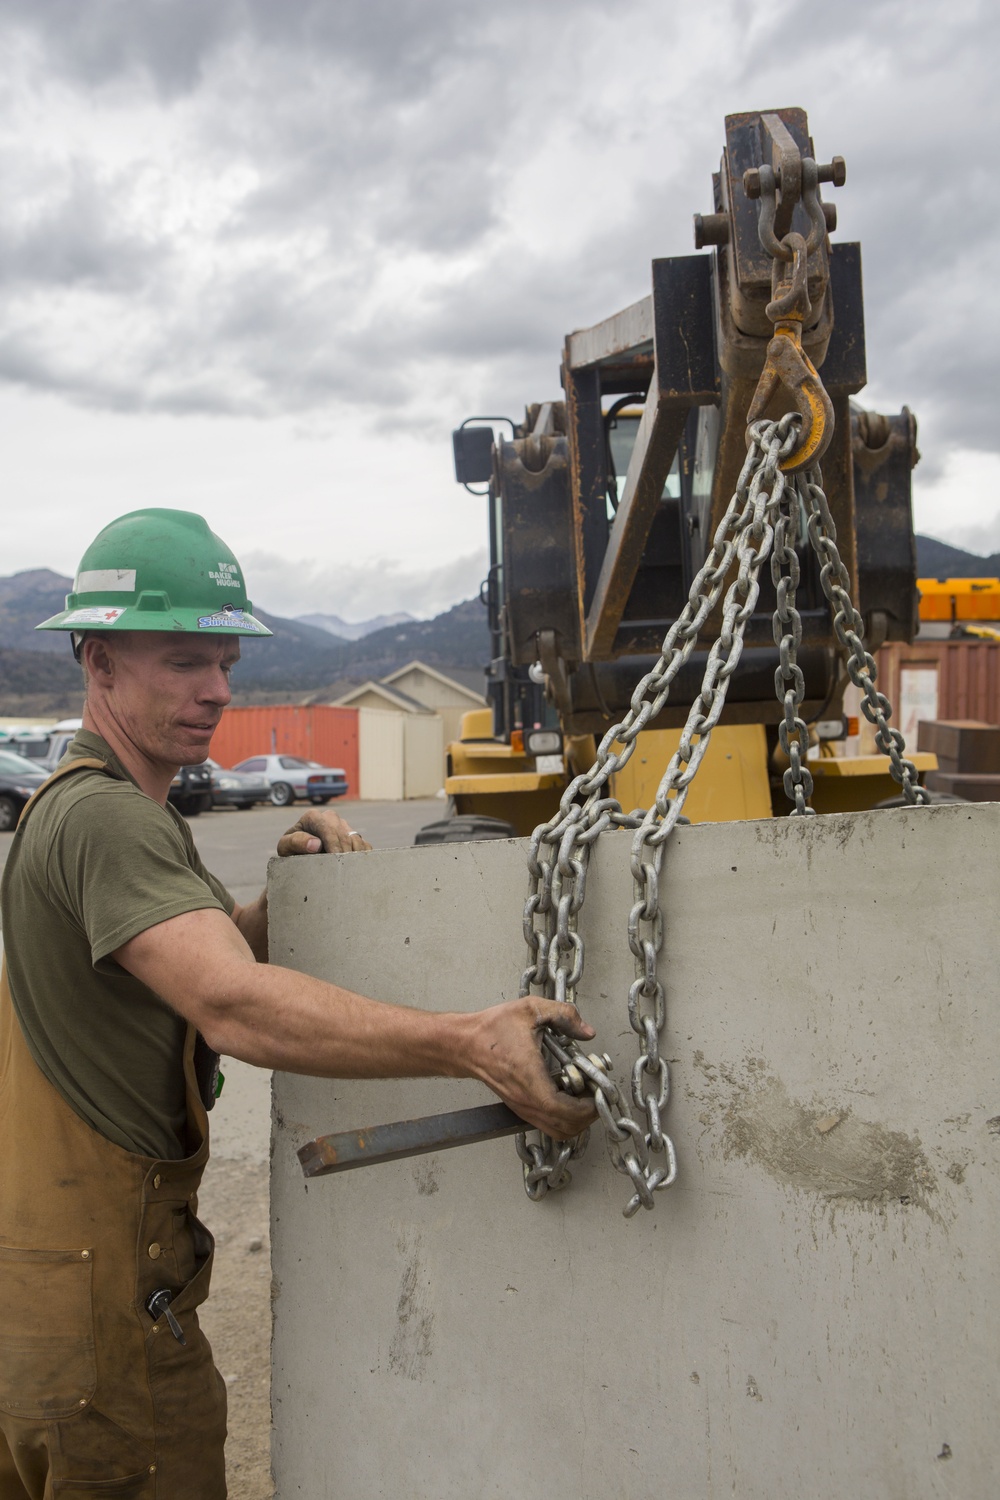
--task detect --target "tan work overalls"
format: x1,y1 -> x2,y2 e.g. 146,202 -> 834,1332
0,761 -> 228,1498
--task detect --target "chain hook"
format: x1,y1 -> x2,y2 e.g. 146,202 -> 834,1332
745,233 -> 834,473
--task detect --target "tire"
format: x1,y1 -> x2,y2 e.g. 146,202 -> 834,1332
194,792 -> 213,815
270,782 -> 295,807
236,803 -> 253,811
414,815 -> 518,846
0,795 -> 20,833
308,795 -> 332,805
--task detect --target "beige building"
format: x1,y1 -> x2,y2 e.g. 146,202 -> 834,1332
330,664 -> 485,800
378,662 -> 486,748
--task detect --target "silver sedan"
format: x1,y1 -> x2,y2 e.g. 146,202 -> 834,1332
231,754 -> 350,807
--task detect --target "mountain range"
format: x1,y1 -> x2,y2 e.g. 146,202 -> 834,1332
296,610 -> 416,640
0,568 -> 490,716
1,533 -> 998,717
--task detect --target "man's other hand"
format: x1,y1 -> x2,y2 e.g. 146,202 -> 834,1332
277,808 -> 372,856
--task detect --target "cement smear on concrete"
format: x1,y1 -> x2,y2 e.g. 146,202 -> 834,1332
693,1055 -> 936,1208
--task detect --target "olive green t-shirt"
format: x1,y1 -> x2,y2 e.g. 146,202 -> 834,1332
0,730 -> 235,1160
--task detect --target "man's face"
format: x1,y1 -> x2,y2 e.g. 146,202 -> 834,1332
92,632 -> 241,769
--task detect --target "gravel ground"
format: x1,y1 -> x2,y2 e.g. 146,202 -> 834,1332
0,794 -> 441,1500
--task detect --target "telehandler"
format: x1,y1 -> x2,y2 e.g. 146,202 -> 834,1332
420,107 -> 938,841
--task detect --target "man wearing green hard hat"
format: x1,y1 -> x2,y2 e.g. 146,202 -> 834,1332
0,509 -> 595,1499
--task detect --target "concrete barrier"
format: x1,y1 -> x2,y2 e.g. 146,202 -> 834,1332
269,803 -> 999,1499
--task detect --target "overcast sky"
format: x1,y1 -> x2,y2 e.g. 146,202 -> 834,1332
1,0 -> 997,620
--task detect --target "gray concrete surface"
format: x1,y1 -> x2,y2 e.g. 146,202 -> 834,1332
269,803 -> 999,1500
194,798 -> 440,1164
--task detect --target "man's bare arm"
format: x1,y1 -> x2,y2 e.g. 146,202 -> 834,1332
114,907 -> 597,1140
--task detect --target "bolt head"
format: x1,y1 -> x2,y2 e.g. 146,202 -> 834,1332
742,167 -> 761,200
831,155 -> 847,187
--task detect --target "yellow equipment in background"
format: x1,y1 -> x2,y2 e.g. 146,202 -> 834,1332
445,710 -> 937,834
917,577 -> 1000,624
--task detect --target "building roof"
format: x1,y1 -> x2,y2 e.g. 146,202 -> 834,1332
381,660 -> 487,703
300,677 -> 365,707
330,680 -> 433,714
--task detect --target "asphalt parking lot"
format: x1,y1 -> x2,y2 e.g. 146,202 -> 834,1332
184,795 -> 442,906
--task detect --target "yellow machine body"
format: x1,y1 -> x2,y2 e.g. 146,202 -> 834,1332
607,725 -> 773,824
446,710 -> 940,835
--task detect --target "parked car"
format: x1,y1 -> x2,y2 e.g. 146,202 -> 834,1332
1,726 -> 213,818
232,754 -> 349,806
167,762 -> 214,817
204,758 -> 272,810
6,719 -> 82,771
0,750 -> 49,832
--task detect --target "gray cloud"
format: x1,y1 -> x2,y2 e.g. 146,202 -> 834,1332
241,545 -> 490,622
0,156 -> 164,291
0,0 -> 994,482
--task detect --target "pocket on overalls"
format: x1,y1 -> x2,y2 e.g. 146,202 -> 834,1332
0,1246 -> 97,1420
53,1466 -> 156,1495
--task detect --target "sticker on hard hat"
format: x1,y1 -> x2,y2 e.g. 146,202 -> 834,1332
62,606 -> 128,625
198,608 -> 259,630
74,568 -> 137,593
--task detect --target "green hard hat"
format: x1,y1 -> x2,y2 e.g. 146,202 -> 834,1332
36,508 -> 272,638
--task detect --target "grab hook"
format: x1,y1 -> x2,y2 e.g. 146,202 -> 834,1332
745,325 -> 834,473
745,229 -> 834,472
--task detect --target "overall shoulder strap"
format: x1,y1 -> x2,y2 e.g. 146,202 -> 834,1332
16,756 -> 114,828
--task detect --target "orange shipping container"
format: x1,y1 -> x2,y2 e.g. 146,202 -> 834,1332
210,705 -> 359,793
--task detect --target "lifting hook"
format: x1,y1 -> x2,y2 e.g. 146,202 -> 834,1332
745,232 -> 834,473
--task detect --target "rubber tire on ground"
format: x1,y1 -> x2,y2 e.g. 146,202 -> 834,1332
175,796 -> 199,817
270,782 -> 295,807
0,795 -> 19,832
874,789 -> 967,808
308,796 -> 332,805
414,815 -> 519,846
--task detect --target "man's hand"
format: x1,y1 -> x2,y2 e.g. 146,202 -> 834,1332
277,808 -> 372,856
463,998 -> 599,1139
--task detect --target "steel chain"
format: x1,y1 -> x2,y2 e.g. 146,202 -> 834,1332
754,156 -> 927,812
519,428 -> 929,1216
770,477 -> 815,814
515,136 -> 928,1218
518,412 -> 801,1216
796,469 -> 930,805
